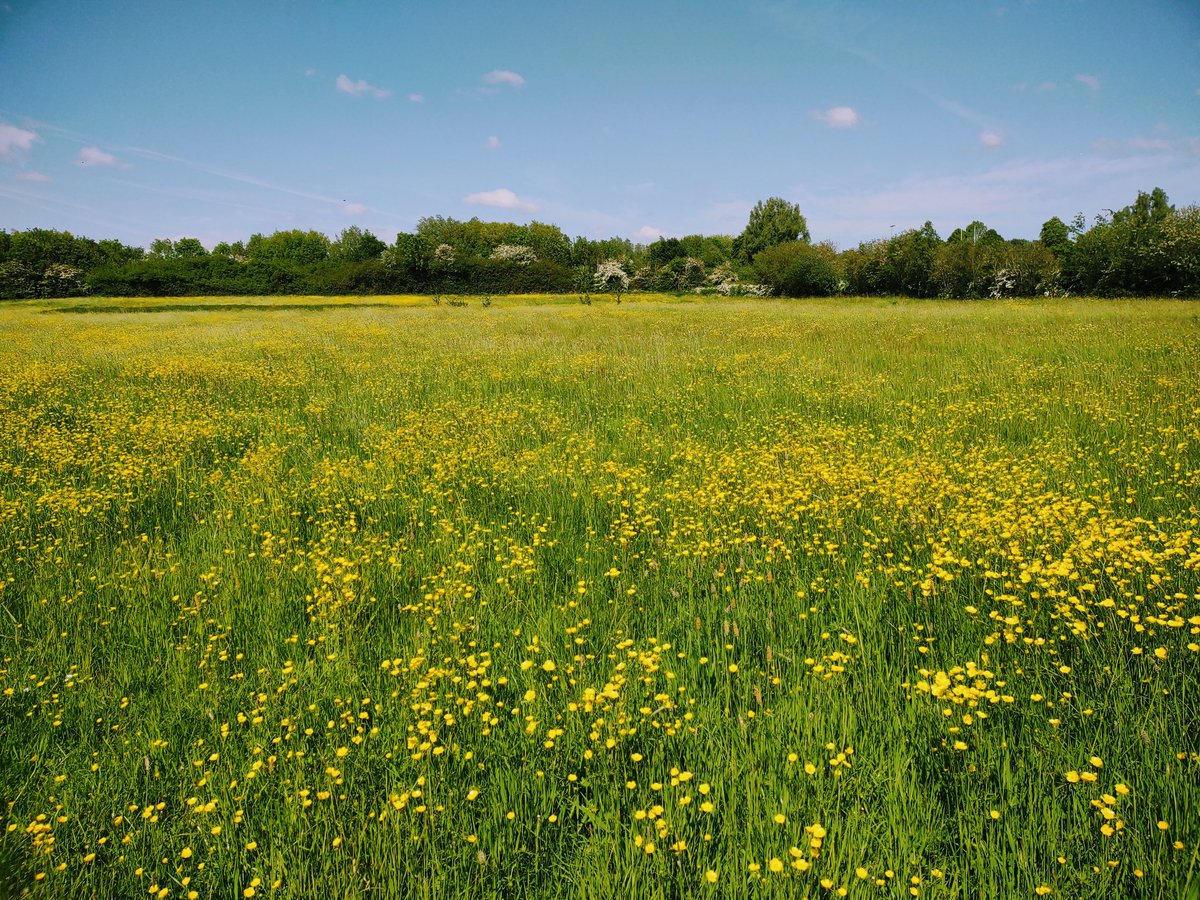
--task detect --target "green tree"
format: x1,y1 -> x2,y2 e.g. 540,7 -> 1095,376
98,238 -> 144,264
1112,187 -> 1172,228
839,240 -> 887,295
147,237 -> 206,260
883,222 -> 941,297
524,221 -> 572,266
1066,188 -> 1177,295
733,198 -> 810,262
246,230 -> 331,266
945,221 -> 1003,248
936,221 -> 1005,297
1159,205 -> 1200,296
7,228 -> 103,270
679,234 -> 734,268
148,238 -> 175,259
648,237 -> 685,267
212,240 -> 247,260
1038,217 -> 1072,260
388,233 -> 433,279
331,226 -> 386,262
415,216 -> 479,258
172,238 -> 207,259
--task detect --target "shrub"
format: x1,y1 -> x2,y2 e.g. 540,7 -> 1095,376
754,241 -> 840,296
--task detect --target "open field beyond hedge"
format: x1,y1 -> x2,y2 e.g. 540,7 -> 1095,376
1,295 -> 1198,898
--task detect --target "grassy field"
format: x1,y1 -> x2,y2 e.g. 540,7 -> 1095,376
1,294 -> 1198,899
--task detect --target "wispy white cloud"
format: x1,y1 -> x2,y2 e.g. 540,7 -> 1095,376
304,67 -> 317,77
484,135 -> 501,150
335,74 -> 391,98
106,144 -> 421,215
0,114 -> 426,228
0,183 -> 136,232
482,69 -> 525,88
1127,137 -> 1174,152
407,93 -> 424,104
1075,73 -> 1100,92
1093,133 -> 1200,158
78,146 -> 120,167
815,105 -> 859,128
799,152 -> 1180,245
812,35 -> 995,132
463,187 -> 538,211
929,96 -> 991,129
759,9 -> 1010,145
633,225 -> 663,241
16,170 -> 51,182
0,122 -> 39,161
979,130 -> 1004,149
104,177 -> 291,217
340,201 -> 368,215
1036,81 -> 1057,93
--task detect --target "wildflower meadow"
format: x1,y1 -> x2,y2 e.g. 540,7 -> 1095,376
1,294 -> 1197,899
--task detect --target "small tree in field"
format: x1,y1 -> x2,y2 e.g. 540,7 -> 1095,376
593,259 -> 629,302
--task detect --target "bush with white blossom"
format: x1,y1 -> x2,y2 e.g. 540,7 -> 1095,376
593,260 -> 630,296
490,244 -> 538,266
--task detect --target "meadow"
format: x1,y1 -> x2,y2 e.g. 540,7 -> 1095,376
0,293 -> 1197,899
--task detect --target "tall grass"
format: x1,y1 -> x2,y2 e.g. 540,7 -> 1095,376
1,295 -> 1197,899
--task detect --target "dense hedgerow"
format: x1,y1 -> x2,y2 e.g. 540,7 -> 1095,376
3,188 -> 1198,300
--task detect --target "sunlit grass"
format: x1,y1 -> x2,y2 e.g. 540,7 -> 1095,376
1,294 -> 1197,898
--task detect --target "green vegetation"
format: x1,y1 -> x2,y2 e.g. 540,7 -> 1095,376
1,295 -> 1197,898
2,188 -> 1198,300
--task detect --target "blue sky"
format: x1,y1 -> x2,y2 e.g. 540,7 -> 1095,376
1,0 -> 1198,249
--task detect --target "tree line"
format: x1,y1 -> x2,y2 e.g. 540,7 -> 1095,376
2,187 -> 1197,300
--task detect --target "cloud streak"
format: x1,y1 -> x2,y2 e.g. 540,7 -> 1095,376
815,106 -> 859,128
0,183 -> 137,232
100,143 -> 422,216
336,74 -> 391,98
0,122 -> 39,161
481,69 -> 525,88
0,113 -> 433,228
1075,73 -> 1100,92
1093,133 -> 1200,159
804,32 -> 998,133
78,146 -> 120,167
463,187 -> 538,211
799,151 -> 1180,246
